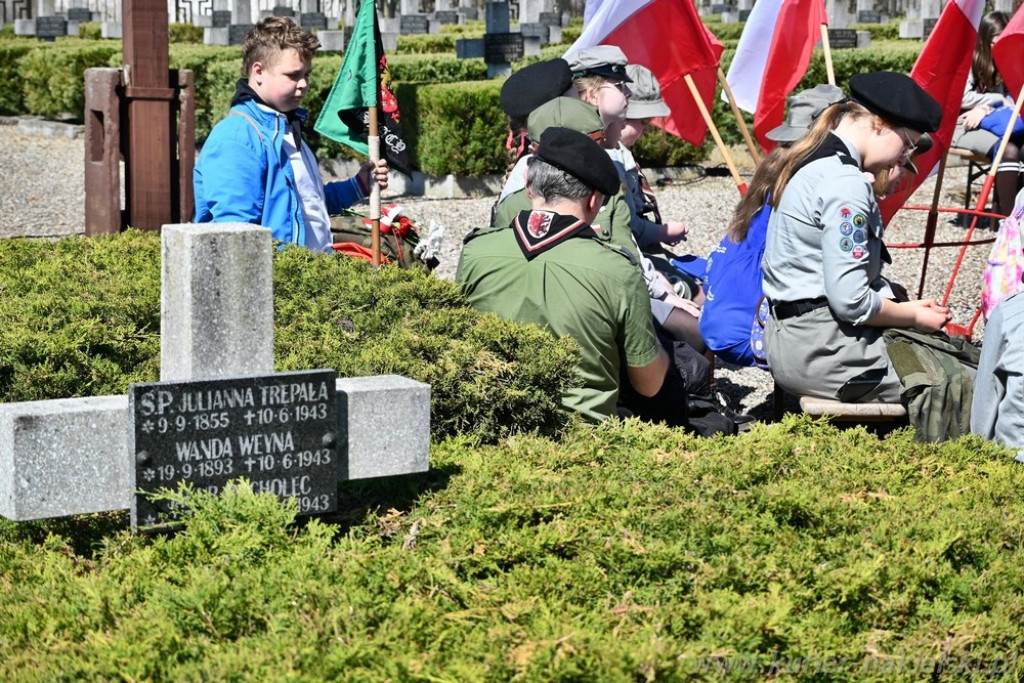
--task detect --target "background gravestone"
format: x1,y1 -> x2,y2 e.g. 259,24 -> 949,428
400,13 -> 429,34
211,9 -> 232,27
228,23 -> 253,45
34,15 -> 67,40
67,7 -> 92,21
857,9 -> 881,22
457,7 -> 478,20
435,9 -> 461,24
538,11 -> 560,26
272,5 -> 295,16
299,11 -> 327,29
519,22 -> 550,46
827,28 -> 858,49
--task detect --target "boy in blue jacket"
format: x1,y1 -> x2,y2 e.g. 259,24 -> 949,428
194,16 -> 388,251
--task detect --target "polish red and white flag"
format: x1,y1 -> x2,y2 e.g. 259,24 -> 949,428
724,0 -> 827,151
568,0 -> 724,145
880,0 -> 986,223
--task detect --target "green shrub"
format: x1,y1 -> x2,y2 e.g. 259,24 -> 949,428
394,33 -> 457,54
75,21 -> 102,40
19,41 -> 120,118
169,22 -> 205,44
0,418 -> 1021,679
439,19 -> 485,36
0,232 -> 580,442
398,79 -> 507,176
0,42 -> 34,114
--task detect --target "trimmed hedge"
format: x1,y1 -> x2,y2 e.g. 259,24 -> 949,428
0,232 -> 581,443
0,35 -> 926,173
0,418 -> 1020,679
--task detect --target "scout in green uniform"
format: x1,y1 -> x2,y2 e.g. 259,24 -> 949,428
457,127 -> 672,423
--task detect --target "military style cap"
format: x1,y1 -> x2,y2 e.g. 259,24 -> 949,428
527,97 -> 603,140
534,127 -> 621,197
500,59 -> 574,120
624,64 -> 670,119
766,84 -> 845,143
849,71 -> 942,133
565,46 -> 632,82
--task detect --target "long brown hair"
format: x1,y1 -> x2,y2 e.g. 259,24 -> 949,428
768,100 -> 873,208
972,11 -> 1009,93
727,149 -> 784,242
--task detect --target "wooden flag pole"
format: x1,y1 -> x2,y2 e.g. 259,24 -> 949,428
717,67 -> 761,165
820,24 -> 835,86
684,73 -> 747,196
369,104 -> 381,268
368,0 -> 382,268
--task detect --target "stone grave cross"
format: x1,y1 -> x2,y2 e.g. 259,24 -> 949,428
0,224 -> 430,524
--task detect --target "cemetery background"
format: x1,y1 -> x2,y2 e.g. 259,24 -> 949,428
1,4 -> 1022,677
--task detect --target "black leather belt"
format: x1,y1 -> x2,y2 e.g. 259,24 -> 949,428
771,297 -> 829,321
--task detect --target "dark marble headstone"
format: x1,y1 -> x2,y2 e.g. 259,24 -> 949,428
343,24 -> 354,42
827,28 -> 858,49
484,31 -> 524,64
738,8 -> 751,20
710,3 -> 729,12
458,7 -> 478,20
518,22 -> 549,45
212,9 -> 232,27
300,11 -> 327,29
35,16 -> 68,41
923,17 -> 937,39
857,10 -> 881,23
456,37 -> 485,59
538,11 -> 561,27
400,13 -> 430,34
436,10 -> 460,24
130,370 -> 339,529
229,23 -> 254,45
67,7 -> 92,22
272,5 -> 295,17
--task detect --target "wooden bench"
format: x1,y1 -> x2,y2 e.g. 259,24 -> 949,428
798,396 -> 907,422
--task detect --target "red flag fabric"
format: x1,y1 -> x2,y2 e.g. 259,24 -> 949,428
568,0 -> 724,145
879,0 -> 985,223
725,0 -> 827,152
993,5 -> 1024,100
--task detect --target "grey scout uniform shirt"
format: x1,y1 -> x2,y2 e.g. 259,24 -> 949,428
762,133 -> 895,326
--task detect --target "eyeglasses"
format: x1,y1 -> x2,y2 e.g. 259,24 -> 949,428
895,127 -> 919,159
600,81 -> 631,96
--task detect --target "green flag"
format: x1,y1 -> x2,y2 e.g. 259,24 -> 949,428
314,0 -> 411,175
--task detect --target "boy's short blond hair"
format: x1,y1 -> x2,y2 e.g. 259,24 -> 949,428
241,16 -> 321,78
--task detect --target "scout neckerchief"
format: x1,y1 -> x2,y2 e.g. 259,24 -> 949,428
510,209 -> 598,261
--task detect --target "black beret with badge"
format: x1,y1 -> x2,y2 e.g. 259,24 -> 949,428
849,71 -> 942,133
499,59 -> 574,120
534,126 -> 621,197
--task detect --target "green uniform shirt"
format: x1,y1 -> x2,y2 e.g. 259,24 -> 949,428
456,226 -> 659,422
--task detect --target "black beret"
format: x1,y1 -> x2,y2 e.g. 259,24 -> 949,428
500,59 -> 574,120
849,71 -> 942,133
534,127 -> 621,197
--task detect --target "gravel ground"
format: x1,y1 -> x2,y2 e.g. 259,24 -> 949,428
0,120 -> 993,421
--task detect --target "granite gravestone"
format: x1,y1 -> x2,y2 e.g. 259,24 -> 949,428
458,7 -> 478,20
212,9 -> 232,27
299,11 -> 327,29
435,9 -> 461,24
827,28 -> 858,49
35,16 -> 67,40
67,7 -> 92,21
857,9 -> 881,22
518,21 -> 550,45
538,10 -> 560,26
400,13 -> 429,33
923,17 -> 937,39
131,370 -> 338,528
272,5 -> 295,16
485,32 -> 524,64
229,23 -> 254,45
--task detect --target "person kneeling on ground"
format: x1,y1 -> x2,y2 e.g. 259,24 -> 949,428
456,127 -> 692,427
